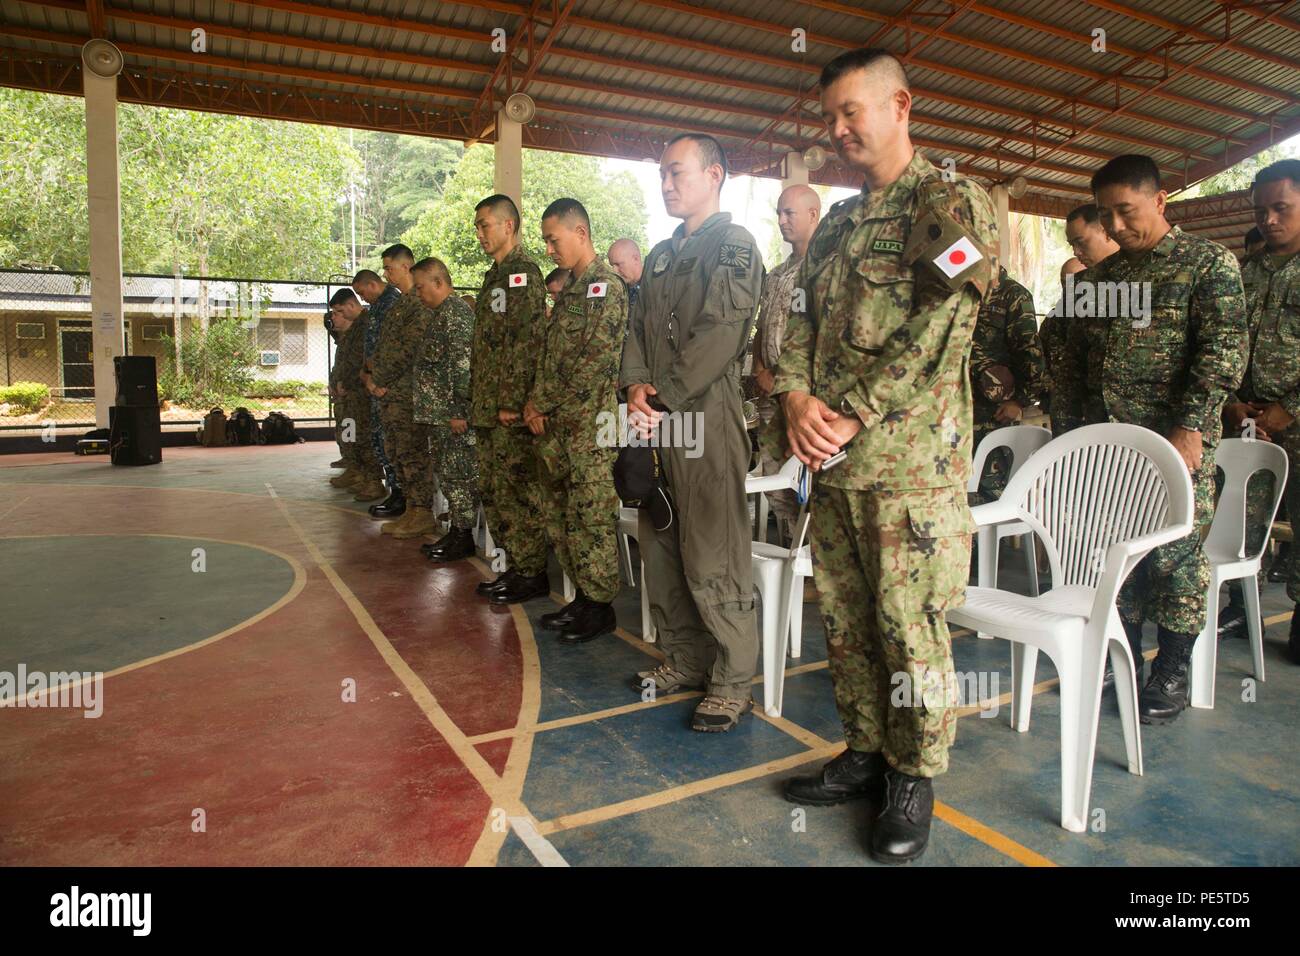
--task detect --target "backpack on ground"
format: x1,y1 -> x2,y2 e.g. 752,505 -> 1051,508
226,407 -> 262,446
197,408 -> 228,447
261,411 -> 302,445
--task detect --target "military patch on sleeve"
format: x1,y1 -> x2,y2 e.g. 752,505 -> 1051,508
508,272 -> 527,287
872,239 -> 904,254
719,244 -> 753,269
587,282 -> 608,298
652,252 -> 670,275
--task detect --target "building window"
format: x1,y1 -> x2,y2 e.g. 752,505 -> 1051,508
253,318 -> 308,365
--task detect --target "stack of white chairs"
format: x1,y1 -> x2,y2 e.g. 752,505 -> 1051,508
947,423 -> 1194,832
1189,437 -> 1288,709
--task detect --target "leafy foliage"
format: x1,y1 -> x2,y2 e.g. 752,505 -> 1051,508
158,318 -> 259,408
0,381 -> 52,414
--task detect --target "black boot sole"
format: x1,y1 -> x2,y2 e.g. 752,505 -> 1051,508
488,582 -> 550,605
781,788 -> 875,808
540,615 -> 577,631
557,621 -> 615,645
426,547 -> 476,563
868,843 -> 928,865
1139,710 -> 1185,725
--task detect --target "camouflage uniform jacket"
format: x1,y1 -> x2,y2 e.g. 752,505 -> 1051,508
470,243 -> 546,427
969,266 -> 1046,416
772,150 -> 997,491
370,288 -> 435,407
1238,250 -> 1300,417
363,284 -> 401,360
1054,225 -> 1247,445
754,252 -> 803,370
330,309 -> 368,395
413,294 -> 476,426
530,256 -> 628,480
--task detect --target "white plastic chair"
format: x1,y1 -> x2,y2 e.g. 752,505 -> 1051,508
947,423 -> 1194,832
969,425 -> 1054,610
747,456 -> 813,717
1189,438 -> 1288,708
748,459 -> 771,543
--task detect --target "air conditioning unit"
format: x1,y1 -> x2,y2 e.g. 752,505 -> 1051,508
16,323 -> 45,339
260,350 -> 281,366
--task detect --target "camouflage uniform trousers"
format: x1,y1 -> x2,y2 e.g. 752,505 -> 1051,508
480,426 -> 548,576
1118,460 -> 1214,635
810,483 -> 970,778
970,415 -> 1014,505
755,396 -> 800,540
380,402 -> 432,508
369,395 -> 392,474
337,392 -> 377,474
538,458 -> 621,604
427,425 -> 480,531
1238,430 -> 1300,602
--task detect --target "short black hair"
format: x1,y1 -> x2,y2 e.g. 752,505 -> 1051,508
411,256 -> 452,284
818,48 -> 909,92
475,194 -> 521,232
545,268 -> 570,286
1245,226 -> 1264,246
329,287 -> 359,307
542,197 -> 590,230
380,243 -> 414,265
665,133 -> 728,185
352,269 -> 382,285
1091,154 -> 1162,194
1066,203 -> 1101,226
1252,158 -> 1300,192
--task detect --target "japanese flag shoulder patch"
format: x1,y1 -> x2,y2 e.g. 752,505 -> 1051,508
719,243 -> 753,270
902,208 -> 990,295
587,282 -> 607,298
508,272 -> 527,287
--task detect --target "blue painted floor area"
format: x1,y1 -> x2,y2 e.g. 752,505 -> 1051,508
521,697 -> 810,821
0,534 -> 295,675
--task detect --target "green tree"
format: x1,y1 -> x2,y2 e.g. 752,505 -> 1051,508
346,131 -> 462,263
401,146 -> 648,287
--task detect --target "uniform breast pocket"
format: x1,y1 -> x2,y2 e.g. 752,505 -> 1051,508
845,259 -> 913,354
1274,286 -> 1300,344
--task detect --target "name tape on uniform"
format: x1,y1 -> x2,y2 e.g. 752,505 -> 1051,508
587,282 -> 607,298
509,273 -> 528,287
932,236 -> 983,279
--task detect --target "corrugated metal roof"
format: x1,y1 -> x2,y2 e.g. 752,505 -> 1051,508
1,0 -> 1297,213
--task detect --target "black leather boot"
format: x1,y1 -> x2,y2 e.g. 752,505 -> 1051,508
783,749 -> 887,806
488,571 -> 550,605
424,528 -> 475,563
1217,582 -> 1248,639
557,598 -> 616,645
369,488 -> 406,518
870,771 -> 934,864
540,590 -> 585,631
1139,627 -> 1196,724
475,569 -> 518,596
1287,608 -> 1300,665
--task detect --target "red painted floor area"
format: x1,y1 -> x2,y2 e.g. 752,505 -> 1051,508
0,473 -> 526,866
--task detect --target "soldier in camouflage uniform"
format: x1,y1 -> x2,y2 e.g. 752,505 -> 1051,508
774,50 -> 994,865
353,270 -> 403,507
1219,159 -> 1300,664
621,133 -> 764,734
410,257 -> 481,563
469,194 -> 552,605
968,266 -> 1046,502
326,289 -> 380,496
368,244 -> 438,540
524,199 -> 627,644
1056,154 -> 1248,724
1041,256 -> 1088,438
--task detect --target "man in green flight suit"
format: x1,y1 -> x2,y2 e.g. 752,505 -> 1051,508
621,133 -> 765,733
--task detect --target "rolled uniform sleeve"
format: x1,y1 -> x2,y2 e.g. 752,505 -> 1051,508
654,234 -> 763,412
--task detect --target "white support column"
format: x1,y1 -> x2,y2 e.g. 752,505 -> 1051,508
991,183 -> 1011,273
781,150 -> 809,191
493,109 -> 523,210
83,42 -> 126,428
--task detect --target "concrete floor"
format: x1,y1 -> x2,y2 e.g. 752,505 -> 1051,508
1,443 -> 1297,867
